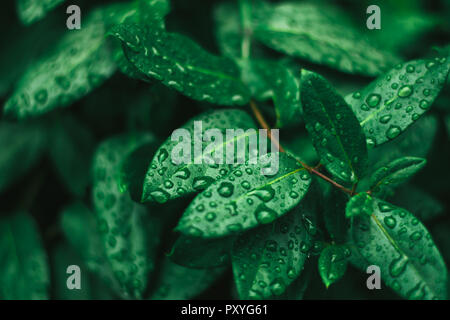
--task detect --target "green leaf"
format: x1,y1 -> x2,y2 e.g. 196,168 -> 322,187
240,59 -> 303,128
92,133 -> 156,298
318,244 -> 349,288
141,109 -> 258,203
60,203 -> 123,297
345,57 -> 450,147
16,0 -> 65,25
232,200 -> 316,299
49,114 -> 95,197
345,193 -> 374,218
0,121 -> 46,193
369,157 -> 426,197
110,23 -> 250,105
352,198 -> 448,300
168,235 -> 233,269
3,5 -> 132,119
0,213 -> 49,299
176,152 -> 311,238
252,2 -> 398,76
149,258 -> 225,299
301,70 -> 368,184
51,241 -> 92,300
324,189 -> 348,243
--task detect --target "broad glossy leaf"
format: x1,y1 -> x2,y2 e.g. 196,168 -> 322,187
346,193 -> 373,218
49,115 -> 95,197
345,57 -> 450,147
301,70 -> 368,184
110,23 -> 250,105
16,0 -> 65,25
3,5 -> 131,119
352,198 -> 448,300
318,244 -> 349,288
0,213 -> 49,299
0,121 -> 46,193
252,2 -> 398,76
232,200 -> 316,299
51,241 -> 92,300
324,189 -> 348,243
177,152 -> 311,238
240,59 -> 302,128
92,133 -> 155,298
168,235 -> 233,269
369,157 -> 426,196
149,258 -> 225,299
61,203 -> 123,297
141,109 -> 258,203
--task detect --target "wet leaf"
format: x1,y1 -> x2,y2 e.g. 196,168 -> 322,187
92,133 -> 156,298
141,109 -> 258,203
352,198 -> 448,300
232,200 -> 316,299
369,157 -> 426,197
345,57 -> 450,147
110,23 -> 250,105
176,152 -> 311,238
252,2 -> 398,76
301,69 -> 368,184
0,213 -> 49,299
318,244 -> 349,288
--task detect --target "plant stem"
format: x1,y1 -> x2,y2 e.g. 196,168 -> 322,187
249,100 -> 353,196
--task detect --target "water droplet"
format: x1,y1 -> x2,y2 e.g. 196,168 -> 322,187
205,212 -> 216,222
192,176 -> 214,191
270,279 -> 286,296
406,65 -> 415,73
366,94 -> 381,108
410,231 -> 422,241
380,115 -> 392,124
217,182 -> 234,197
157,149 -> 169,163
255,204 -> 277,224
419,99 -> 429,110
252,186 -> 275,202
386,126 -> 401,140
398,85 -> 413,98
174,167 -> 190,179
150,189 -> 170,203
384,216 -> 396,228
389,256 -> 408,277
34,89 -> 48,104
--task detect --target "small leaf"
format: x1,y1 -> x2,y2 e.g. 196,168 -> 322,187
240,59 -> 303,128
149,258 -> 225,300
345,193 -> 373,218
110,23 -> 250,105
0,213 -> 49,299
168,235 -> 233,269
232,200 -> 316,299
352,198 -> 448,300
3,4 -> 139,119
252,2 -> 398,76
318,244 -> 350,288
369,157 -> 426,196
0,121 -> 46,193
176,152 -> 311,238
16,0 -> 65,25
49,114 -> 95,197
92,133 -> 156,298
141,109 -> 258,203
301,69 -> 368,184
345,57 -> 450,147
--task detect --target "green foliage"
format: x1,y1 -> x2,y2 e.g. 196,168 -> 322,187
0,0 -> 449,301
